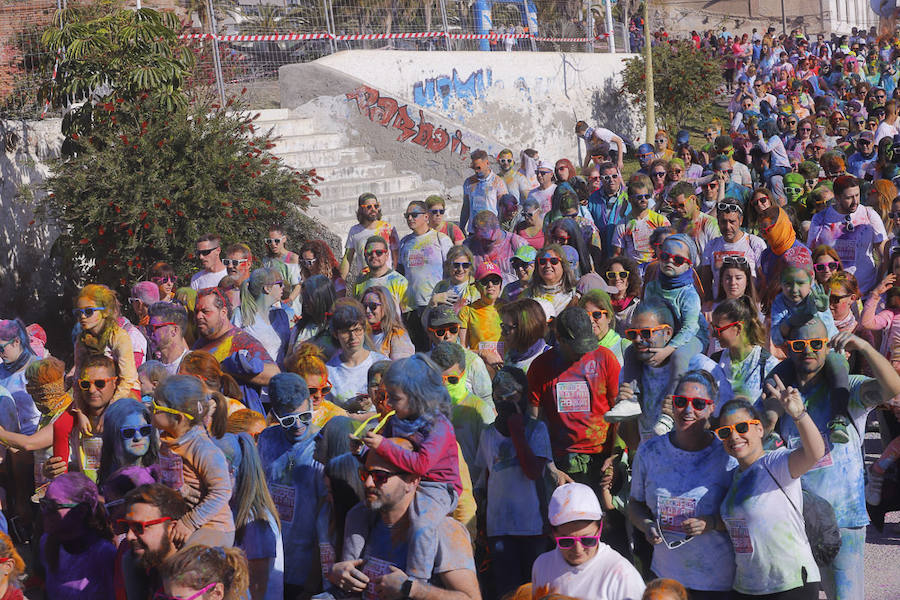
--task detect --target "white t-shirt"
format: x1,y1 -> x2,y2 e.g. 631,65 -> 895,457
325,350 -> 389,408
874,120 -> 899,144
720,449 -> 820,595
807,205 -> 887,294
161,349 -> 189,375
631,434 -> 737,591
398,230 -> 453,308
701,233 -> 768,292
475,420 -> 552,537
526,185 -> 556,215
531,544 -> 646,600
345,221 -> 396,280
190,268 -> 227,290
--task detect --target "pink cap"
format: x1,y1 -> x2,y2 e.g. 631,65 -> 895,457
475,261 -> 502,281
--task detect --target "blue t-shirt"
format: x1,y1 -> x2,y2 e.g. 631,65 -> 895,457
775,373 -> 878,527
258,425 -> 326,586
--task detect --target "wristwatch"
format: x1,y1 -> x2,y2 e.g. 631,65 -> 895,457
400,576 -> 415,599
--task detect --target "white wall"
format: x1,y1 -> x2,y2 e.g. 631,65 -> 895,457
315,50 -> 643,163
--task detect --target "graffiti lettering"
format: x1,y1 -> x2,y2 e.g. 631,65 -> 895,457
346,85 -> 471,160
412,68 -> 493,111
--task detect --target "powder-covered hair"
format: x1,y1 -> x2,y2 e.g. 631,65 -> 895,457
99,397 -> 159,484
284,342 -> 328,381
239,267 -> 281,327
160,545 -> 249,600
75,284 -> 120,352
382,354 -> 451,420
153,375 -> 205,423
0,530 -> 25,580
0,319 -> 30,355
137,360 -> 169,388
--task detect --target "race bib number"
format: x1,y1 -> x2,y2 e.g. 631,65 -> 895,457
319,543 -> 336,580
632,220 -> 654,255
407,250 -> 426,268
82,437 -> 103,472
270,483 -> 296,523
362,557 -> 394,600
478,341 -> 505,356
158,447 -> 184,490
725,518 -> 753,554
555,381 -> 591,413
833,236 -> 856,267
657,496 -> 697,534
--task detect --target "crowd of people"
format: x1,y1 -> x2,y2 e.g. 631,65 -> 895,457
2,21 -> 900,600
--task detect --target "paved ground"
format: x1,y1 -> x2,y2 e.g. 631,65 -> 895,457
863,426 -> 900,600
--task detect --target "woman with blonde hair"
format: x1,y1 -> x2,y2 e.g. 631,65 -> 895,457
284,342 -> 351,427
866,179 -> 896,223
160,545 -> 249,600
73,284 -> 139,401
360,285 -> 414,360
0,530 -> 25,600
237,267 -> 290,365
429,245 -> 480,312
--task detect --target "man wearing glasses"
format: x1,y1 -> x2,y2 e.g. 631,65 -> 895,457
495,148 -> 533,202
701,198 -> 766,299
611,173 -> 669,275
189,233 -> 227,290
147,302 -> 191,375
340,192 -> 400,284
116,484 -> 189,600
764,321 -> 900,600
587,161 -> 630,258
714,135 -> 753,187
532,483 -> 645,599
525,160 -> 556,215
846,131 -> 878,179
807,175 -> 886,294
460,149 -> 508,234
258,373 -> 325,599
330,436 -> 480,600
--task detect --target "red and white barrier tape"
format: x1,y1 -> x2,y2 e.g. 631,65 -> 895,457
178,30 -> 609,42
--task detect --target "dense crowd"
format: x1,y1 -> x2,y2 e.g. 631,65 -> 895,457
1,22 -> 900,600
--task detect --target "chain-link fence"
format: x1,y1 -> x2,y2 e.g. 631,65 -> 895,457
0,0 -> 629,117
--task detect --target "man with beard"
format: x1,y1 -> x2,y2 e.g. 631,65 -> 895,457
463,211 -> 527,287
330,437 -> 480,600
461,149 -> 509,233
340,192 -> 400,283
496,148 -> 534,201
116,483 -> 189,599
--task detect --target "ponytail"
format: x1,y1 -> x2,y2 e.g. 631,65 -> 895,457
161,545 -> 249,600
207,392 -> 229,439
238,279 -> 258,327
713,296 -> 767,347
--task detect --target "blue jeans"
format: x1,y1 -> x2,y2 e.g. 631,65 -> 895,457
488,535 -> 548,597
819,526 -> 865,600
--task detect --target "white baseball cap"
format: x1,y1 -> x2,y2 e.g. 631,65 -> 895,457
548,483 -> 604,526
536,160 -> 554,173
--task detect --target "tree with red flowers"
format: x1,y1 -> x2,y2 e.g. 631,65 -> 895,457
621,40 -> 723,134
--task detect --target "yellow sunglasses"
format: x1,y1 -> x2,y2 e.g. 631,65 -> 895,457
352,410 -> 396,438
151,401 -> 195,422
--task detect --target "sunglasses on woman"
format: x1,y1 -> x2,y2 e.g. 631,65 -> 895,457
589,310 -> 608,321
659,251 -> 692,267
363,302 -> 382,312
430,208 -> 445,215
814,261 -> 840,272
78,377 -> 116,391
555,533 -> 602,550
452,261 -> 471,271
605,270 -> 629,281
712,320 -> 740,336
151,276 -> 177,285
72,307 -> 104,318
121,425 -> 153,440
672,395 -> 713,410
538,257 -> 561,266
714,419 -> 761,440
308,384 -> 333,396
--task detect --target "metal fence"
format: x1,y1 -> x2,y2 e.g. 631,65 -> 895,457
0,0 -> 630,117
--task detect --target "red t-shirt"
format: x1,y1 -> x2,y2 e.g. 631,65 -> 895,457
527,346 -> 620,457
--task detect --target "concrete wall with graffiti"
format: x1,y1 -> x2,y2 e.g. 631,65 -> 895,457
314,50 -> 643,163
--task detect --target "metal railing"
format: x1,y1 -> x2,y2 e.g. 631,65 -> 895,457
0,0 -> 629,117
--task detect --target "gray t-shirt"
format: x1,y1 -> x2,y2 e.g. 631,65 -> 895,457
342,504 -> 476,585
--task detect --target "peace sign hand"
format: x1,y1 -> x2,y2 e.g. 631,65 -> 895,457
764,374 -> 805,420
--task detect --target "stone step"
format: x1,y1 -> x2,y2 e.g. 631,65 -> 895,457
315,186 -> 442,225
256,117 -> 319,138
317,173 -> 422,199
272,132 -> 345,154
278,146 -> 372,169
313,160 -> 395,181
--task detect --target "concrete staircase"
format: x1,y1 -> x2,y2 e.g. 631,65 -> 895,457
255,109 -> 445,247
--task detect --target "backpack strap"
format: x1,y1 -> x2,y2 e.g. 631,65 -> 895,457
762,462 -> 803,521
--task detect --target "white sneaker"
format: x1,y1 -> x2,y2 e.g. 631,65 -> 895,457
604,398 -> 642,422
866,470 -> 884,506
653,413 -> 674,436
